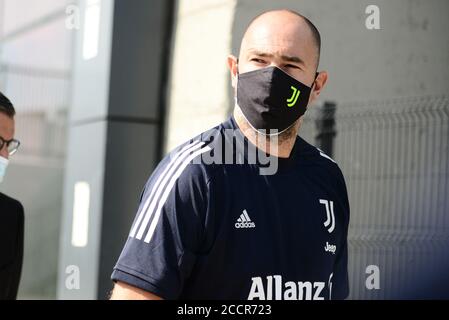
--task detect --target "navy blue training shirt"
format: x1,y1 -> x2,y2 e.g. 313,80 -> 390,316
111,116 -> 350,300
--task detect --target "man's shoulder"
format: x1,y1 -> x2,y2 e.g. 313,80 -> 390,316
169,123 -> 222,155
297,136 -> 336,164
0,193 -> 24,222
150,121 -> 228,188
0,192 -> 23,209
297,136 -> 347,183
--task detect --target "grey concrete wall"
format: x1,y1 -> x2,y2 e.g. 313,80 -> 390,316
165,0 -> 237,152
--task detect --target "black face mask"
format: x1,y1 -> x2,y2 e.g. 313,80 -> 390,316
237,66 -> 315,134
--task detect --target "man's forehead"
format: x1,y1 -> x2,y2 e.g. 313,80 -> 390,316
240,20 -> 315,59
244,26 -> 305,46
241,38 -> 314,66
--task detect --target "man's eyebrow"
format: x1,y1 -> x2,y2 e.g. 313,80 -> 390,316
247,50 -> 304,65
280,55 -> 304,65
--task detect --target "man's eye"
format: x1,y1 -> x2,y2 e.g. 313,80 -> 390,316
251,58 -> 266,64
286,64 -> 300,69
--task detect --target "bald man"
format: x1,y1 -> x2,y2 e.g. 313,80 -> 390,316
110,9 -> 350,300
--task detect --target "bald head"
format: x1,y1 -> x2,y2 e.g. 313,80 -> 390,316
241,10 -> 321,67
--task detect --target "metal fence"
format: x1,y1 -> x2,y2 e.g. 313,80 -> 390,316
301,96 -> 449,299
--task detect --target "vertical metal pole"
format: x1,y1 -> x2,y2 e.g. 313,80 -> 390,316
315,101 -> 337,157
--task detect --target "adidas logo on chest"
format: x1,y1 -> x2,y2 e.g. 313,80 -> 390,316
235,209 -> 256,229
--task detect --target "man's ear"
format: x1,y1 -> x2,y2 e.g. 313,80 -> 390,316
309,71 -> 328,105
227,55 -> 238,89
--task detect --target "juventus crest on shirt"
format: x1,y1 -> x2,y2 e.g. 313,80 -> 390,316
111,116 -> 350,300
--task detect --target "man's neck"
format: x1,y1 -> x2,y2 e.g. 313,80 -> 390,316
233,107 -> 299,158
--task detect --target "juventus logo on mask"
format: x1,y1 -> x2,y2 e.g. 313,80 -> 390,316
237,66 -> 315,134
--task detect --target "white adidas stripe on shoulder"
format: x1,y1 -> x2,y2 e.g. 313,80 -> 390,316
130,141 -> 202,238
129,141 -> 206,239
143,144 -> 212,243
317,148 -> 336,164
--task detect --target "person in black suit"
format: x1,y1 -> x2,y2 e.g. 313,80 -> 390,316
0,91 -> 23,300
